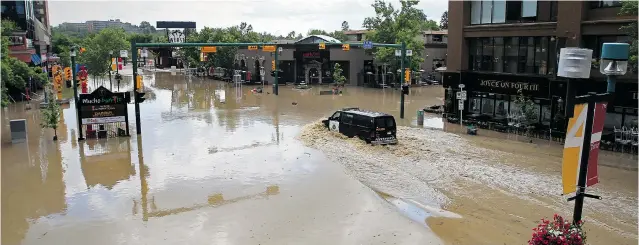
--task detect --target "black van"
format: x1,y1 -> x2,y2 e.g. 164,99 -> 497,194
322,108 -> 398,145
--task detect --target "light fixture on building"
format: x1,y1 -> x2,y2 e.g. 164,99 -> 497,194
557,48 -> 593,79
600,43 -> 630,76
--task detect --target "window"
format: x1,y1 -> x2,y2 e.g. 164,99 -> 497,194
492,1 -> 506,23
470,39 -> 482,71
470,97 -> 482,113
504,37 -> 519,73
521,0 -> 538,17
535,37 -> 548,75
590,0 -> 622,8
432,35 -> 443,42
481,0 -> 493,24
493,37 -> 504,72
357,34 -> 362,41
481,38 -> 494,71
495,98 -> 509,118
471,1 -> 482,24
482,97 -> 495,115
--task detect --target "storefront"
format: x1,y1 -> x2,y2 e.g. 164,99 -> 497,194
443,71 -> 638,131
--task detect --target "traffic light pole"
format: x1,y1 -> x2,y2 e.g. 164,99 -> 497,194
132,41 -> 142,135
71,47 -> 84,141
273,47 -> 279,95
400,42 -> 406,119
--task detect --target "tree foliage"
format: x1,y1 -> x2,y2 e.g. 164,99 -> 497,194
78,27 -> 130,78
333,63 -> 347,86
362,0 -> 437,70
40,95 -> 61,140
440,11 -> 448,29
620,0 -> 638,72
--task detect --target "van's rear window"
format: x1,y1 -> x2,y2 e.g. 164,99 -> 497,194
376,117 -> 395,128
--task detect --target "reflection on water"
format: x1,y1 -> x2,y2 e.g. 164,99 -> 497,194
1,72 -> 445,244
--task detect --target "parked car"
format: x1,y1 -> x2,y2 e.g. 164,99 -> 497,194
322,108 -> 398,145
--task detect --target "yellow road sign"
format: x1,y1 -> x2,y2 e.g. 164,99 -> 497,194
202,46 -> 217,53
342,44 -> 350,51
262,45 -> 276,52
319,42 -> 326,50
248,45 -> 258,51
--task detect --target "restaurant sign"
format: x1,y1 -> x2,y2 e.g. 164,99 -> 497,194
462,72 -> 550,98
78,86 -> 129,125
479,80 -> 540,92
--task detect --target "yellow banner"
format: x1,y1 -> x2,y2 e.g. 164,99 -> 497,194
202,46 -> 217,53
561,103 -> 588,195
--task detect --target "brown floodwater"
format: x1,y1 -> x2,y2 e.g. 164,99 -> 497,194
1,72 -> 445,245
2,71 -> 636,245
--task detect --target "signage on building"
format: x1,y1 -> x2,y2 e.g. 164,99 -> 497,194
248,45 -> 258,51
479,80 -> 540,91
363,41 -> 373,49
168,30 -> 185,43
302,51 -> 321,58
79,86 -> 128,105
262,45 -> 276,52
78,86 -> 128,125
202,46 -> 217,53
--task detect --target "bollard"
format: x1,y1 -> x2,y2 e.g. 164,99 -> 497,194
417,110 -> 424,126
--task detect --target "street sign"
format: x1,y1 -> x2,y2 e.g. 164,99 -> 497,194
202,46 -> 217,53
262,45 -> 276,52
457,91 -> 467,100
319,42 -> 326,50
458,100 -> 464,110
406,50 -> 413,56
363,41 -> 373,49
342,44 -> 350,51
141,49 -> 148,58
395,50 -> 401,57
248,45 -> 258,51
458,84 -> 465,89
120,50 -> 128,58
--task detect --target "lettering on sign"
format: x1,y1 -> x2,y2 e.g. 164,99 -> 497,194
479,80 -> 540,91
248,45 -> 258,51
302,52 -> 320,58
262,45 -> 276,52
168,30 -> 185,43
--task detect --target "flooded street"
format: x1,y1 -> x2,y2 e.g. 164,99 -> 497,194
2,71 -> 637,244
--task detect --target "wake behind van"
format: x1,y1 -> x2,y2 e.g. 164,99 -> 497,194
322,108 -> 398,145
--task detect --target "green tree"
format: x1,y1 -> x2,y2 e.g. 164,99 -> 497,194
362,0 -> 434,70
78,27 -> 130,78
333,63 -> 347,86
620,0 -> 637,72
515,89 -> 537,138
40,96 -> 61,141
440,11 -> 448,29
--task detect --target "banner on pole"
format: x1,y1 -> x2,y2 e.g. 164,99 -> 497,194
561,102 -> 606,195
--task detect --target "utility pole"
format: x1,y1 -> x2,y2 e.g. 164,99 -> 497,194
273,46 -> 279,95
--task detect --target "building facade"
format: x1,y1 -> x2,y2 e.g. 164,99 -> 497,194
237,35 -> 374,86
1,0 -> 51,65
422,30 -> 448,81
445,0 -> 637,132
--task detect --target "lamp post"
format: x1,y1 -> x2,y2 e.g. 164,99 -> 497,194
109,50 -> 113,91
600,43 -> 630,93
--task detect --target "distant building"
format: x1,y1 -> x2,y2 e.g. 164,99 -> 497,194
344,29 -> 368,42
1,0 -> 51,65
422,30 -> 448,81
59,19 -> 143,33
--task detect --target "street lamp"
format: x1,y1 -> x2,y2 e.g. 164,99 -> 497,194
557,48 -> 593,118
600,43 -> 630,93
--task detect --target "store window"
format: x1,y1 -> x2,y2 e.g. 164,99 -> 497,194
522,0 -> 538,17
541,104 -> 551,126
535,37 -> 548,74
482,38 -> 494,71
470,97 -> 482,114
495,97 -> 509,119
590,0 -> 622,8
482,95 -> 495,115
469,36 -> 555,75
481,0 -> 493,24
604,109 -> 623,129
471,0 -> 537,25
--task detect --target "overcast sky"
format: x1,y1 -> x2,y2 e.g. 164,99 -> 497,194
48,0 -> 447,36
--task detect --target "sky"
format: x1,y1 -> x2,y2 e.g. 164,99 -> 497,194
48,0 -> 447,36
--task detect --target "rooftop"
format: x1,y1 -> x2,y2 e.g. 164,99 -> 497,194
423,30 -> 448,35
343,29 -> 369,35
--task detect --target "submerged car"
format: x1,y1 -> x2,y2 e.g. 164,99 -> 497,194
322,108 -> 398,145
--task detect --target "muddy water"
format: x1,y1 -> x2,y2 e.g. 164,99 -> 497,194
1,72 -> 444,245
3,72 -> 636,245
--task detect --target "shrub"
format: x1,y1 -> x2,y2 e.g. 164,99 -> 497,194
529,214 -> 586,245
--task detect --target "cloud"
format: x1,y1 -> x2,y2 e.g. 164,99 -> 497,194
48,0 -> 447,35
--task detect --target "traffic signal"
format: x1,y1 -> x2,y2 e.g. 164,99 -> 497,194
64,67 -> 72,81
135,91 -> 146,104
319,42 -> 326,50
136,75 -> 143,90
271,60 -> 275,70
404,68 -> 410,83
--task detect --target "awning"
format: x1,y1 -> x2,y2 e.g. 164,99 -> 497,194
31,54 -> 41,65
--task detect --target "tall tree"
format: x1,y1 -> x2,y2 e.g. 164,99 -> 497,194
361,0 -> 432,70
620,0 -> 637,72
286,31 -> 297,39
341,21 -> 350,31
440,11 -> 448,29
40,95 -> 61,141
78,27 -> 130,78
